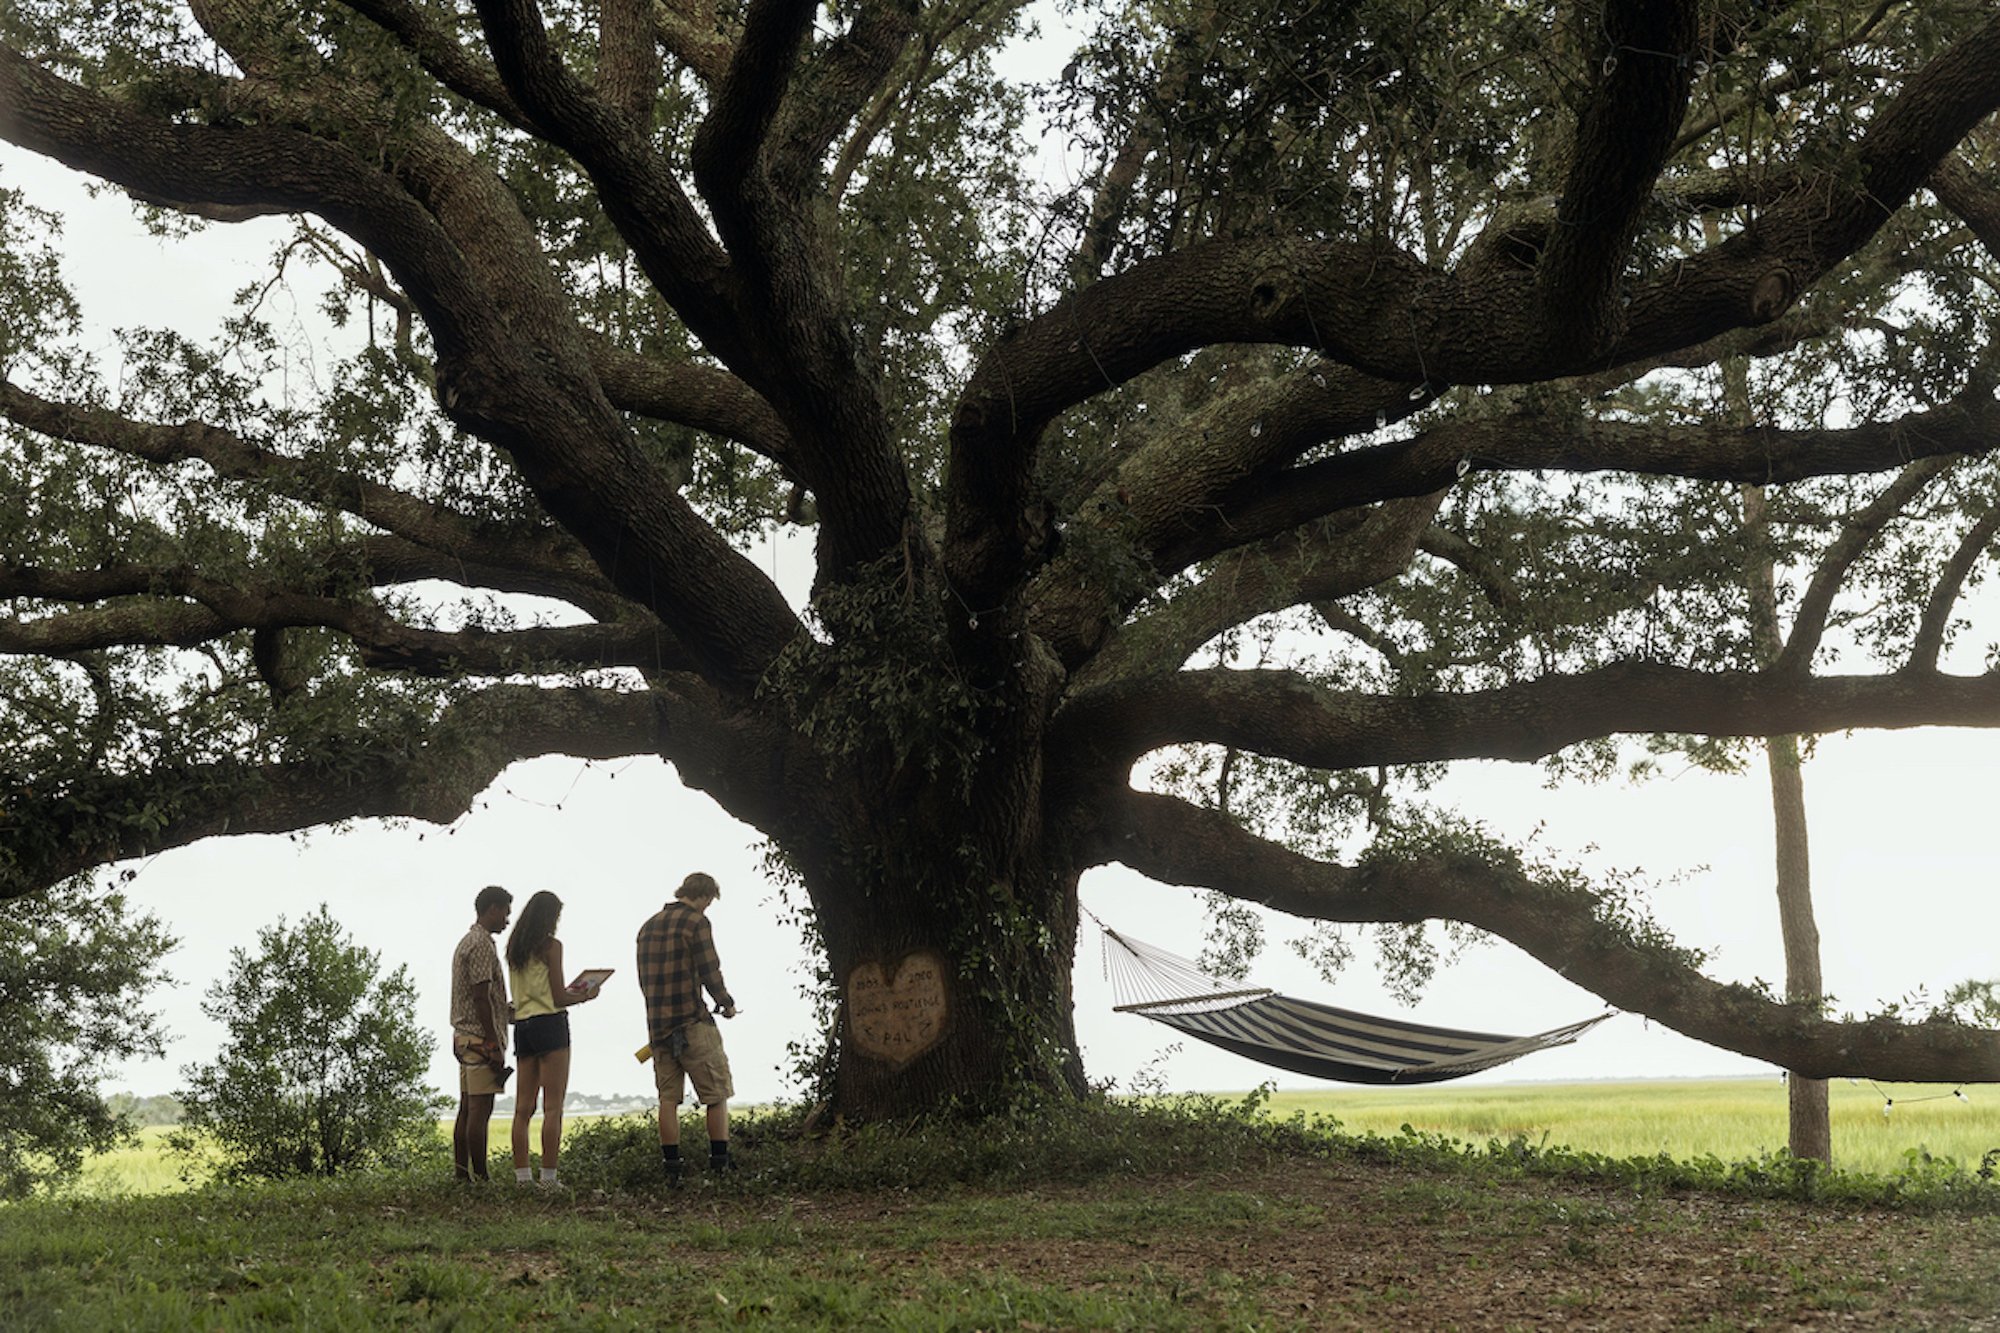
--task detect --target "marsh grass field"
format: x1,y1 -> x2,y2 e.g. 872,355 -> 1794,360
1264,1076 -> 2000,1177
73,1077 -> 2000,1198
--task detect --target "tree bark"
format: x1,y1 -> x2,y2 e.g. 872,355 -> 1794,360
1736,293 -> 1831,1165
809,852 -> 1087,1119
1765,729 -> 1831,1162
1740,480 -> 1830,1159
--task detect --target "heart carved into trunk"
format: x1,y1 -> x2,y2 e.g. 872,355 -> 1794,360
847,950 -> 950,1069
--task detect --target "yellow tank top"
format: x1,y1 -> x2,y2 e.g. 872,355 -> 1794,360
510,954 -> 558,1020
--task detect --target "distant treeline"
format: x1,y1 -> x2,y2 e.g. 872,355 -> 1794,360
108,1093 -> 184,1127
105,1091 -> 654,1126
567,1093 -> 655,1115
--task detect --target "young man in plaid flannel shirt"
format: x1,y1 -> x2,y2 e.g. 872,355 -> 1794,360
636,872 -> 738,1180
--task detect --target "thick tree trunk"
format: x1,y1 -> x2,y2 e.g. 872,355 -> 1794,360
809,854 -> 1088,1119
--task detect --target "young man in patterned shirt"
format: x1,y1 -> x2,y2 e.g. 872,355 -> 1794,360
636,872 -> 737,1181
449,884 -> 512,1181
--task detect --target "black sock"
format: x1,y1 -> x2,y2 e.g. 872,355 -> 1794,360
661,1144 -> 681,1163
710,1139 -> 729,1159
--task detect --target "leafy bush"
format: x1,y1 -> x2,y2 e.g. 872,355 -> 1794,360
170,905 -> 446,1182
0,878 -> 175,1199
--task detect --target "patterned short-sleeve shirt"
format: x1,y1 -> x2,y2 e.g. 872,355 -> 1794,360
450,925 -> 507,1040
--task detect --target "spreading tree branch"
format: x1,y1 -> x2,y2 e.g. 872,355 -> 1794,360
950,13 -> 2000,611
331,0 -> 535,128
2,38 -> 807,692
1077,495 -> 1444,687
769,0 -> 916,194
466,0 -> 743,349
1059,661 -> 2000,780
0,561 -> 689,675
1532,0 -> 1698,355
0,685 -> 661,900
598,0 -> 661,123
0,381 -> 614,605
1776,459 -> 1952,673
1173,386 -> 2000,572
583,338 -> 798,468
650,0 -> 739,85
1930,152 -> 2000,260
1909,501 -> 2000,671
688,0 -> 818,257
1085,788 -> 2000,1081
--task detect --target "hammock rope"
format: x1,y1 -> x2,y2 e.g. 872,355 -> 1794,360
1101,927 -> 1277,1013
1095,919 -> 1612,1086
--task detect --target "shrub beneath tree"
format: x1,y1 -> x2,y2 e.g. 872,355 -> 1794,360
171,905 -> 445,1182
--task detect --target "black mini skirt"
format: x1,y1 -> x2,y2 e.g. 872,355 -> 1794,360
513,1011 -> 571,1058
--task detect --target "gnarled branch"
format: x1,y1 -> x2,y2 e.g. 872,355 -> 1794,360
1909,501 -> 2000,672
1776,460 -> 1952,673
1058,661 -> 2000,781
0,685 -> 661,900
1084,788 -> 2000,1081
1077,495 -> 1444,687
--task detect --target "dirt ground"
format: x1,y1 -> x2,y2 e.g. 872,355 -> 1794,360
708,1159 -> 2000,1330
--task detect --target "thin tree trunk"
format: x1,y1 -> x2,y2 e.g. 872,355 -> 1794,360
1763,729 -> 1830,1160
1714,291 -> 1832,1161
1741,478 -> 1832,1162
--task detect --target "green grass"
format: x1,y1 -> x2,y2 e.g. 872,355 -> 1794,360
74,1078 -> 2000,1198
13,1094 -> 2000,1330
74,1126 -> 205,1197
74,1112 -> 605,1198
0,1174 -> 1308,1330
1258,1077 -> 2000,1176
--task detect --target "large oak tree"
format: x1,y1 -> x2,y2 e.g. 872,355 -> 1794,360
3,0 -> 1999,1117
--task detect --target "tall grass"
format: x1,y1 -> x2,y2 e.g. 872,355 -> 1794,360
74,1126 -> 204,1197
67,1078 -> 2000,1199
75,1109 -> 636,1197
1260,1077 -> 2000,1176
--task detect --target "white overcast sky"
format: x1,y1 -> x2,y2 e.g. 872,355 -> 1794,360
4,35 -> 1998,1111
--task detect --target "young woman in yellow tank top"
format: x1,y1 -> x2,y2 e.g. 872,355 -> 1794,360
503,891 -> 601,1186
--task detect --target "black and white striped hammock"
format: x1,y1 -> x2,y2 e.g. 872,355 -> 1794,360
1102,925 -> 1611,1085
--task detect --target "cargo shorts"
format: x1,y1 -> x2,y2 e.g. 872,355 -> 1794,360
453,1033 -> 508,1096
652,1019 -> 734,1107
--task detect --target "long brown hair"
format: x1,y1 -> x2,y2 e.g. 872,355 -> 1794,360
505,890 -> 562,970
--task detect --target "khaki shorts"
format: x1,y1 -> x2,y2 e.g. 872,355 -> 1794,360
652,1020 -> 734,1107
454,1033 -> 507,1096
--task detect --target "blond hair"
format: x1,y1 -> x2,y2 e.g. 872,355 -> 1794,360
675,872 -> 721,904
